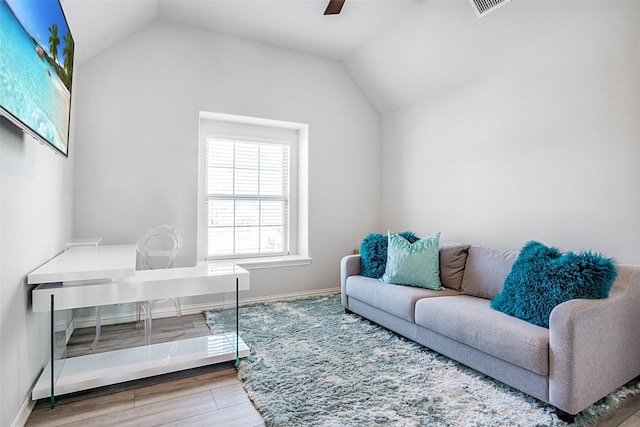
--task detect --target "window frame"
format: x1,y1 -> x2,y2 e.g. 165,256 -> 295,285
197,112 -> 310,268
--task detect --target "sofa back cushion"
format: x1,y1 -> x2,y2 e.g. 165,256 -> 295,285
439,242 -> 471,291
461,246 -> 518,299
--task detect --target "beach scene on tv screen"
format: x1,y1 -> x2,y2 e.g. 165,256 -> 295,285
0,0 -> 73,155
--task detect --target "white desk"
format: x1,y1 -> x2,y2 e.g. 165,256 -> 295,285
31,264 -> 249,311
28,244 -> 137,284
28,245 -> 250,404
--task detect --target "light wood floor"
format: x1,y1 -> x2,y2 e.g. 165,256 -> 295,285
26,313 -> 640,427
26,314 -> 264,427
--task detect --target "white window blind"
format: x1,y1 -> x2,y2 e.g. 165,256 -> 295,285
205,138 -> 290,258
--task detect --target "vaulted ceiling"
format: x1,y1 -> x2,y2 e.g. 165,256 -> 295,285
61,0 -> 487,112
60,1 -> 635,113
61,0 -> 423,65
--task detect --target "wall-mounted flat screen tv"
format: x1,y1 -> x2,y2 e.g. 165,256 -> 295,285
0,0 -> 74,157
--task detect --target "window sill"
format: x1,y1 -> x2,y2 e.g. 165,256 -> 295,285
199,255 -> 312,270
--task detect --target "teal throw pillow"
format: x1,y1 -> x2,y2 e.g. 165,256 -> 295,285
491,241 -> 618,328
381,230 -> 443,290
360,231 -> 419,279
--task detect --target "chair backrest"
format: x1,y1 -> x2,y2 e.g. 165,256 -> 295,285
137,224 -> 183,270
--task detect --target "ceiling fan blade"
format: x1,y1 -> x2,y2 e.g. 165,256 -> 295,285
324,0 -> 346,15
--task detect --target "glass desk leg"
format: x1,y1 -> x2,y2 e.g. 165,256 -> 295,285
49,293 -> 69,408
236,278 -> 239,365
218,277 -> 242,367
49,295 -> 55,408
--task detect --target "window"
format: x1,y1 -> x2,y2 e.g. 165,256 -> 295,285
198,112 -> 309,267
206,138 -> 289,257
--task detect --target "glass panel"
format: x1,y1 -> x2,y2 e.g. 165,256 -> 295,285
235,200 -> 259,226
234,168 -> 258,195
205,280 -> 240,364
50,295 -> 68,407
235,142 -> 259,169
208,199 -> 233,227
235,227 -> 259,254
260,145 -> 288,196
221,278 -> 240,364
259,168 -> 284,196
208,227 -> 233,257
261,200 -> 285,226
261,226 -> 284,253
54,310 -> 68,361
259,144 -> 283,167
208,167 -> 233,195
207,139 -> 234,168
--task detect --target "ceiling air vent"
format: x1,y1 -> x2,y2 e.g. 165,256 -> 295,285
469,0 -> 511,17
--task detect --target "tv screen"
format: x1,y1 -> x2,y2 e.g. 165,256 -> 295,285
0,0 -> 74,157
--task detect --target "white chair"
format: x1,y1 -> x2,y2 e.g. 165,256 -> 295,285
91,225 -> 184,349
135,224 -> 185,344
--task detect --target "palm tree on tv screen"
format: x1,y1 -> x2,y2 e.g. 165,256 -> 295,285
48,23 -> 60,64
63,31 -> 73,78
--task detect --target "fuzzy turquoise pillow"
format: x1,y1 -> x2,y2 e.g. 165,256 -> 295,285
491,241 -> 618,328
360,231 -> 418,279
381,230 -> 444,290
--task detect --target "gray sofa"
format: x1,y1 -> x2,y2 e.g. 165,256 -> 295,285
340,243 -> 640,422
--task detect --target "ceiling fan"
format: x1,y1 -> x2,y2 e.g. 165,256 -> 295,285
323,0 -> 511,17
324,0 -> 346,15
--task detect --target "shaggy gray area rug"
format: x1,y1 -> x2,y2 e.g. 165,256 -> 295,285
204,294 -> 640,426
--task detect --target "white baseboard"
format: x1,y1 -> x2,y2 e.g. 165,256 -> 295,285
11,395 -> 35,427
12,324 -> 72,427
73,305 -> 138,329
235,287 -> 340,307
72,287 -> 341,328
66,319 -> 74,344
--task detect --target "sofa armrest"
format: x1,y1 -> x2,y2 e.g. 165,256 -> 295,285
340,254 -> 361,309
549,265 -> 640,415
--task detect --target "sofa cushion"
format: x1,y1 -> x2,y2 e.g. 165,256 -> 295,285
346,275 -> 459,322
415,296 -> 549,375
461,246 -> 518,299
381,231 -> 443,290
491,241 -> 618,328
360,231 -> 419,279
439,242 -> 471,291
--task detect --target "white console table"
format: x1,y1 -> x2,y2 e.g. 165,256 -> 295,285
28,244 -> 138,284
28,245 -> 250,406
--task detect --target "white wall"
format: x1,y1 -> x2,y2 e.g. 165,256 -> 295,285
72,20 -> 380,302
366,1 -> 640,263
0,118 -> 74,426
